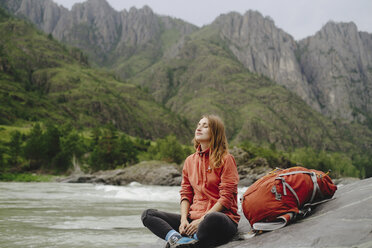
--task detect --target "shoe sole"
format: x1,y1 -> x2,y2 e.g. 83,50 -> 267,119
173,239 -> 199,248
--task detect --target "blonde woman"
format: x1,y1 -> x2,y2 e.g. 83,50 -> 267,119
142,115 -> 240,247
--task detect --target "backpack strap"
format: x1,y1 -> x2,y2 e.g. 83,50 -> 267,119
275,171 -> 322,206
309,171 -> 322,203
275,177 -> 300,206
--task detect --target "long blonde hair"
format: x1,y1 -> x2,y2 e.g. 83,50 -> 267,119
193,115 -> 229,169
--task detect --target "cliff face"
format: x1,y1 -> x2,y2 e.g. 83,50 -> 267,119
54,0 -> 121,55
213,11 -> 372,123
3,0 -> 68,35
214,11 -> 320,112
298,22 -> 372,121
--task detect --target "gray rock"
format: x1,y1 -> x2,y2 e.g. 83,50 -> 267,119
298,21 -> 372,122
61,160 -> 182,186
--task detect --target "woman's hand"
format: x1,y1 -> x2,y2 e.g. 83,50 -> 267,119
184,218 -> 203,236
179,218 -> 190,235
179,200 -> 191,235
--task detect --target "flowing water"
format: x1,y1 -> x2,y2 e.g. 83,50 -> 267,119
0,182 -> 247,248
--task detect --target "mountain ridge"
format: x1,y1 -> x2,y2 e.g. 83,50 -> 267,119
3,0 -> 370,126
1,0 -> 372,154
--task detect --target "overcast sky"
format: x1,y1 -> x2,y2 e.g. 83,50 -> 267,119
53,0 -> 372,40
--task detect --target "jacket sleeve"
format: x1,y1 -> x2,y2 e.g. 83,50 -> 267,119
217,155 -> 239,209
179,157 -> 194,204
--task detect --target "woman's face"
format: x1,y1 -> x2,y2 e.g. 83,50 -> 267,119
195,117 -> 211,143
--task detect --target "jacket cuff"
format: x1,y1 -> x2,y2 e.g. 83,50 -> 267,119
180,195 -> 192,204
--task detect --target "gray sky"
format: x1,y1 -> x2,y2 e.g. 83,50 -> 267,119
53,0 -> 372,40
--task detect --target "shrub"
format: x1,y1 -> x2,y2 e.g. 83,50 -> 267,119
148,135 -> 191,164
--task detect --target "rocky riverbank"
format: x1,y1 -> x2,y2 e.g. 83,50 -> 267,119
58,147 -> 276,187
58,160 -> 183,186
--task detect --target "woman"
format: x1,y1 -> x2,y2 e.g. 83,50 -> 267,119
142,115 -> 240,248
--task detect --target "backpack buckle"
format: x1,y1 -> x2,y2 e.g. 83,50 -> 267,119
271,185 -> 282,200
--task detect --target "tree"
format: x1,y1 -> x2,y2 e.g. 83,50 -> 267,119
89,126 -> 120,171
90,127 -> 101,149
149,135 -> 189,164
118,134 -> 138,165
54,131 -> 86,172
42,124 -> 61,164
7,131 -> 22,166
0,141 -> 7,172
352,153 -> 372,178
24,123 -> 44,170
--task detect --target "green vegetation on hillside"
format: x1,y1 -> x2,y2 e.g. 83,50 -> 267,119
239,142 -> 371,178
0,7 -> 192,141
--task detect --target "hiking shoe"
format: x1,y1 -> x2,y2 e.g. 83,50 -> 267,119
165,232 -> 182,248
171,237 -> 198,248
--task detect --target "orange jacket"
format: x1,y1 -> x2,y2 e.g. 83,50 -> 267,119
180,147 -> 240,224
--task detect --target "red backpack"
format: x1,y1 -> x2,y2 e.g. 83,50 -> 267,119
242,166 -> 337,231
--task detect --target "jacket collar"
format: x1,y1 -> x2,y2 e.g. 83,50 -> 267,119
197,145 -> 210,157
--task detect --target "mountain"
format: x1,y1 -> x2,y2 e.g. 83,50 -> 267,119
3,0 -> 371,127
0,0 -> 197,78
1,1 -> 372,154
298,22 -> 372,123
0,7 -> 192,141
212,11 -> 372,126
131,25 -> 372,152
213,11 -> 320,112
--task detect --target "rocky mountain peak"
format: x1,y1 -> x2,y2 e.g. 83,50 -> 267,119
117,5 -> 160,48
213,10 -> 321,111
128,5 -> 153,15
319,21 -> 359,39
4,0 -> 65,34
298,20 -> 372,121
71,0 -> 115,18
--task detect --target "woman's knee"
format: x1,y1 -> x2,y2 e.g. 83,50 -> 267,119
203,212 -> 227,225
141,208 -> 158,224
198,212 -> 237,245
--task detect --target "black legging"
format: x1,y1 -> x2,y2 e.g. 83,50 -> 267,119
141,209 -> 238,247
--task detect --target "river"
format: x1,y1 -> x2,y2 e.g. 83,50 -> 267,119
0,182 -> 247,248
